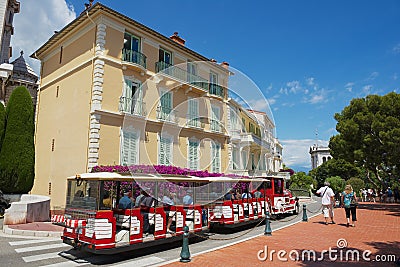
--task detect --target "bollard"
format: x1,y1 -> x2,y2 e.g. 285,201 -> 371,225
264,211 -> 272,236
302,204 -> 308,222
180,225 -> 191,262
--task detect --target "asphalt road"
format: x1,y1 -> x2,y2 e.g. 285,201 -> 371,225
0,197 -> 322,267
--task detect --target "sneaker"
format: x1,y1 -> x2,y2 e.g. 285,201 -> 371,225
346,223 -> 349,227
325,222 -> 329,225
331,221 -> 336,224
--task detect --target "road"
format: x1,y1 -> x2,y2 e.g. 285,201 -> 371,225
0,198 -> 322,267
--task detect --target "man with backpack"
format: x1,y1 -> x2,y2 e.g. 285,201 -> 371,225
316,181 -> 335,225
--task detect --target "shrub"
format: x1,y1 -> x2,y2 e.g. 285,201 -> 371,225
0,86 -> 35,193
0,102 -> 5,151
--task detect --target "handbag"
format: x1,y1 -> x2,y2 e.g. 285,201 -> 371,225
350,195 -> 358,207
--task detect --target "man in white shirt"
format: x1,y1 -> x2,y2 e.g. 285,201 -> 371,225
316,181 -> 335,225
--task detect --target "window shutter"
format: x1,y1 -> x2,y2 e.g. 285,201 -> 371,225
188,139 -> 198,170
122,131 -> 138,165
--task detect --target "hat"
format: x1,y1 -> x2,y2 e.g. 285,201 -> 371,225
324,181 -> 330,186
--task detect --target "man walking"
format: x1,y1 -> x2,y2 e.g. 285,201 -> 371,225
317,181 -> 335,225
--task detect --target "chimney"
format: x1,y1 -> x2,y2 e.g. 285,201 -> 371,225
210,59 -> 217,63
170,32 -> 185,46
220,61 -> 229,69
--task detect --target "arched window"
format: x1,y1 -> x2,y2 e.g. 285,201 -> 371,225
323,157 -> 327,163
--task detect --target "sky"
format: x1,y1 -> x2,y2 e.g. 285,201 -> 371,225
10,0 -> 400,172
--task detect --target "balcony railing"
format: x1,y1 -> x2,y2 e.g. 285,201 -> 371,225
187,114 -> 201,128
155,61 -> 209,91
210,119 -> 222,133
156,106 -> 178,123
122,49 -> 147,68
190,82 -> 225,98
119,97 -> 146,116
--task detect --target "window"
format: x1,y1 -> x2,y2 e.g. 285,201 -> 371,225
159,48 -> 172,65
211,105 -> 221,132
188,138 -> 199,170
121,78 -> 142,115
159,135 -> 173,166
242,118 -> 246,132
59,46 -> 63,64
232,148 -> 239,170
123,32 -> 141,64
241,150 -> 248,169
211,142 -> 221,173
121,130 -> 139,165
230,107 -> 239,131
158,90 -> 173,121
209,71 -> 218,95
187,98 -> 199,127
187,61 -> 197,83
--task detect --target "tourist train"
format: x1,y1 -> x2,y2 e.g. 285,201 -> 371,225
52,170 -> 298,254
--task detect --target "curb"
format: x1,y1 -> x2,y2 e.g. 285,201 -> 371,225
2,225 -> 62,237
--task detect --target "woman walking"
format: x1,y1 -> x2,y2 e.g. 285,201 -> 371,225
341,184 -> 357,227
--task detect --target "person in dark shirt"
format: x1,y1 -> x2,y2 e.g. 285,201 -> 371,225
118,192 -> 133,209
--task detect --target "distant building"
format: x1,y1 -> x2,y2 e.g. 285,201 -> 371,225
309,145 -> 332,169
0,1 -> 38,107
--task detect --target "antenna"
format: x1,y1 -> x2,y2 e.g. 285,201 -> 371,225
315,128 -> 318,148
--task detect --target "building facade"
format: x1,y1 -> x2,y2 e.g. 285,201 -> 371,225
31,3 -> 284,207
309,145 -> 332,169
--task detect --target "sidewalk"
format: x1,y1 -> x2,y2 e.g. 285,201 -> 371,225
167,203 -> 400,266
2,220 -> 63,237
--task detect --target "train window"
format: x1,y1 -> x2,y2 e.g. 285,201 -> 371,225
274,179 -> 283,195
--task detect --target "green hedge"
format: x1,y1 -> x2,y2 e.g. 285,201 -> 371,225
0,86 -> 35,193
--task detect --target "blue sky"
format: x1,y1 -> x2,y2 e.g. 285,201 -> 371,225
11,0 -> 400,171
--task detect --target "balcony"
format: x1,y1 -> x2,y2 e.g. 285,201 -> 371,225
156,106 -> 178,124
189,82 -> 225,98
210,119 -> 223,133
186,114 -> 205,129
155,61 -> 209,91
122,49 -> 147,69
119,97 -> 146,116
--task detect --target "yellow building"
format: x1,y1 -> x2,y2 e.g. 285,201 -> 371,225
31,3 -> 231,207
227,99 -> 282,176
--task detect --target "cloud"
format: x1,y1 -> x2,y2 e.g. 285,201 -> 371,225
393,73 -> 398,81
345,82 -> 354,92
306,77 -> 315,86
287,80 -> 302,94
362,84 -> 373,95
281,139 -> 329,170
366,71 -> 379,81
393,43 -> 400,54
11,0 -> 76,75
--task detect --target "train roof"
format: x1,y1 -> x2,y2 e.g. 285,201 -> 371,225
68,172 -> 270,183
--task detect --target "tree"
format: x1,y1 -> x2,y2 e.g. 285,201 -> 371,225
326,176 -> 346,194
309,158 -> 360,188
346,177 -> 365,196
0,86 -> 35,193
0,102 -> 5,151
329,92 -> 400,189
289,172 -> 316,190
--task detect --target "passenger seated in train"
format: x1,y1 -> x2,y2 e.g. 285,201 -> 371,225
241,189 -> 252,199
224,189 -> 236,201
253,189 -> 262,199
102,191 -> 112,208
162,190 -> 176,233
118,192 -> 133,209
183,189 -> 193,205
140,189 -> 154,236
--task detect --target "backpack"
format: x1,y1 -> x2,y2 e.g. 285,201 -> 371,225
343,192 -> 353,208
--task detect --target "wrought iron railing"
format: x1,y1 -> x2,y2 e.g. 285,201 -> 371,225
119,96 -> 146,116
156,105 -> 178,123
187,114 -> 201,128
122,49 -> 147,68
210,119 -> 222,133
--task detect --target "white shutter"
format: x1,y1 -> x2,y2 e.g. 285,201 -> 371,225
122,130 -> 138,165
211,142 -> 221,173
159,136 -> 172,166
188,139 -> 199,170
188,98 -> 199,127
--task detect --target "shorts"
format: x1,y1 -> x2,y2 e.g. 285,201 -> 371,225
322,204 -> 334,218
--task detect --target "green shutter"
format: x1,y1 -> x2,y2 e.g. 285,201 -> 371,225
188,139 -> 199,170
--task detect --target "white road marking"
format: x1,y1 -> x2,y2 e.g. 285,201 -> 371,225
15,243 -> 69,253
113,256 -> 165,267
22,252 -> 61,263
9,238 -> 60,246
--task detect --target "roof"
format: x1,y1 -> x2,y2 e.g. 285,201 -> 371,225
31,2 -> 229,73
11,51 -> 38,78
